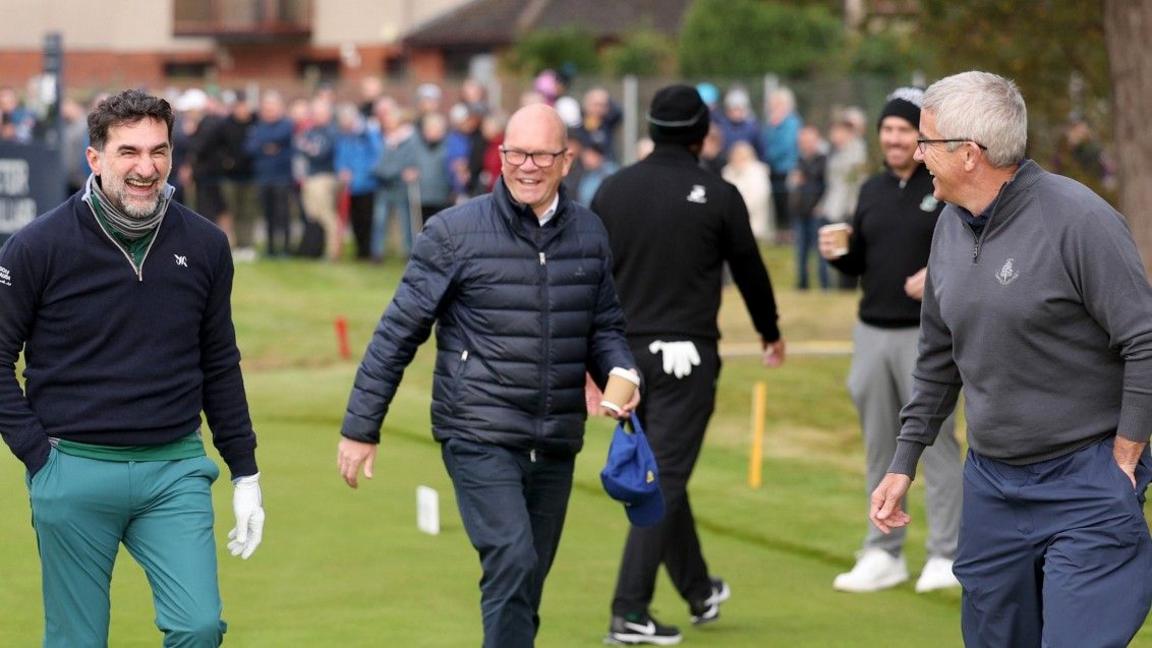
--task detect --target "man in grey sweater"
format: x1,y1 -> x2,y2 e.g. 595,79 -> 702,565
870,71 -> 1152,647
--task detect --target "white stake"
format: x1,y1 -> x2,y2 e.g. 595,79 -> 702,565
416,485 -> 440,536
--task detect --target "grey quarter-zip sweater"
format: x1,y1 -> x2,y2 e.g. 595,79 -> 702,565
891,159 -> 1152,477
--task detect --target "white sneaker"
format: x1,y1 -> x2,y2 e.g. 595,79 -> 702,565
833,548 -> 908,592
915,556 -> 960,593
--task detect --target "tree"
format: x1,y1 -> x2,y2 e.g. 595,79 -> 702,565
602,29 -> 676,78
919,0 -> 1151,268
678,0 -> 842,78
842,29 -> 919,79
503,27 -> 600,77
918,1 -> 1111,157
1104,0 -> 1152,267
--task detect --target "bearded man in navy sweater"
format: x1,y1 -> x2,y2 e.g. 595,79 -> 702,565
0,89 -> 263,648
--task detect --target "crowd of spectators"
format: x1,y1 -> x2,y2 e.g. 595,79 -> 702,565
1,74 -> 636,264
0,76 -> 948,282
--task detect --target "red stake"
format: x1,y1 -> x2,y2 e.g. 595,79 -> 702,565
335,316 -> 351,360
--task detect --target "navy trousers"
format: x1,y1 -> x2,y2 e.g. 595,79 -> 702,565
955,438 -> 1152,647
441,438 -> 574,648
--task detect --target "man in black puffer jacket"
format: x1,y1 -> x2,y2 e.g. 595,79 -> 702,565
337,104 -> 637,648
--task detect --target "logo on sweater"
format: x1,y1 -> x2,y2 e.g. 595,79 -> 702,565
687,185 -> 708,204
920,195 -> 939,212
995,258 -> 1019,286
0,265 -> 9,287
174,254 -> 188,268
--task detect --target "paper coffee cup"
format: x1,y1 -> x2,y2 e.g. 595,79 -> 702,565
822,223 -> 851,257
600,367 -> 640,413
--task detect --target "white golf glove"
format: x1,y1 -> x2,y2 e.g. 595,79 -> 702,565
228,472 -> 265,560
648,340 -> 701,379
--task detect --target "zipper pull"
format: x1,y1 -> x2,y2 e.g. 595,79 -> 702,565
530,449 -> 537,463
539,252 -> 546,266
461,350 -> 469,361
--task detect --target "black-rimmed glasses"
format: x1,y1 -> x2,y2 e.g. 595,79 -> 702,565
916,138 -> 988,154
500,147 -> 567,168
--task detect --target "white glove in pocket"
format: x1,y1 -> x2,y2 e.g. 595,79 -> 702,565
648,340 -> 701,379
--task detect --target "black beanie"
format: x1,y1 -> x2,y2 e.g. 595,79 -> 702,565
648,85 -> 710,145
877,87 -> 924,131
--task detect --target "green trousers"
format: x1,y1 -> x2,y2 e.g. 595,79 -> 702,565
27,449 -> 226,647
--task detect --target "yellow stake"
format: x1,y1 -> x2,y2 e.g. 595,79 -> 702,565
748,381 -> 767,488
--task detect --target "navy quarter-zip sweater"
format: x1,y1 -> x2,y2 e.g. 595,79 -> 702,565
0,192 -> 258,478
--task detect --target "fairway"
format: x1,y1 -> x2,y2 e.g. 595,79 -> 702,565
1,249 -> 1150,647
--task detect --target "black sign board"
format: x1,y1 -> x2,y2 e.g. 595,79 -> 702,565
0,142 -> 65,245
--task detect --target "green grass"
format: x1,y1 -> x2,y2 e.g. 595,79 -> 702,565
1,247 -> 1149,646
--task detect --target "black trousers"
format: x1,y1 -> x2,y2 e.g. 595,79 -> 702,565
258,182 -> 293,257
770,171 -> 791,234
611,336 -> 720,616
348,192 -> 375,260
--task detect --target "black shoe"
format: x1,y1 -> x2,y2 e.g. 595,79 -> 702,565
689,577 -> 731,625
606,611 -> 682,645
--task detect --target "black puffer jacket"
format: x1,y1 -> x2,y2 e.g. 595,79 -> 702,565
341,179 -> 634,455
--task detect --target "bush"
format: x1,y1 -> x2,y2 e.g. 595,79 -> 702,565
844,29 -> 919,78
679,0 -> 843,78
503,27 -> 601,77
603,29 -> 676,78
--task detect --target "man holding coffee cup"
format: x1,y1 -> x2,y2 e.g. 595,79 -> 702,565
817,87 -> 962,594
336,103 -> 638,648
592,85 -> 785,645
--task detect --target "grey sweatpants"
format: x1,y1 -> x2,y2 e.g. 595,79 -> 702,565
848,322 -> 962,559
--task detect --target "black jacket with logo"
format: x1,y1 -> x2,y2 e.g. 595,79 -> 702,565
591,144 -> 780,343
829,163 -> 943,328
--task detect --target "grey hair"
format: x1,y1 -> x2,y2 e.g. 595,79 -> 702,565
769,87 -> 795,112
923,71 -> 1027,168
335,103 -> 364,131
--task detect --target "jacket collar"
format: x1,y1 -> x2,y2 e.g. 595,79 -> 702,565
493,177 -> 572,239
646,143 -> 699,163
951,159 -> 1045,232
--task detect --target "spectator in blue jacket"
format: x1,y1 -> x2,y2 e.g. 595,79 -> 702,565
762,86 -> 803,241
337,104 -> 638,648
573,87 -> 623,161
334,103 -> 380,260
576,138 -> 618,206
0,86 -> 36,143
444,103 -> 486,201
714,86 -> 762,159
298,98 -> 342,260
414,112 -> 453,226
372,104 -> 422,259
245,91 -> 295,257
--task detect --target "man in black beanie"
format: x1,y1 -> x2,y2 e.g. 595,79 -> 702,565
591,84 -> 786,645
818,87 -> 962,594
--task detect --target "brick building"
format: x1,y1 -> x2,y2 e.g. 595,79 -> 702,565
0,0 -> 467,91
